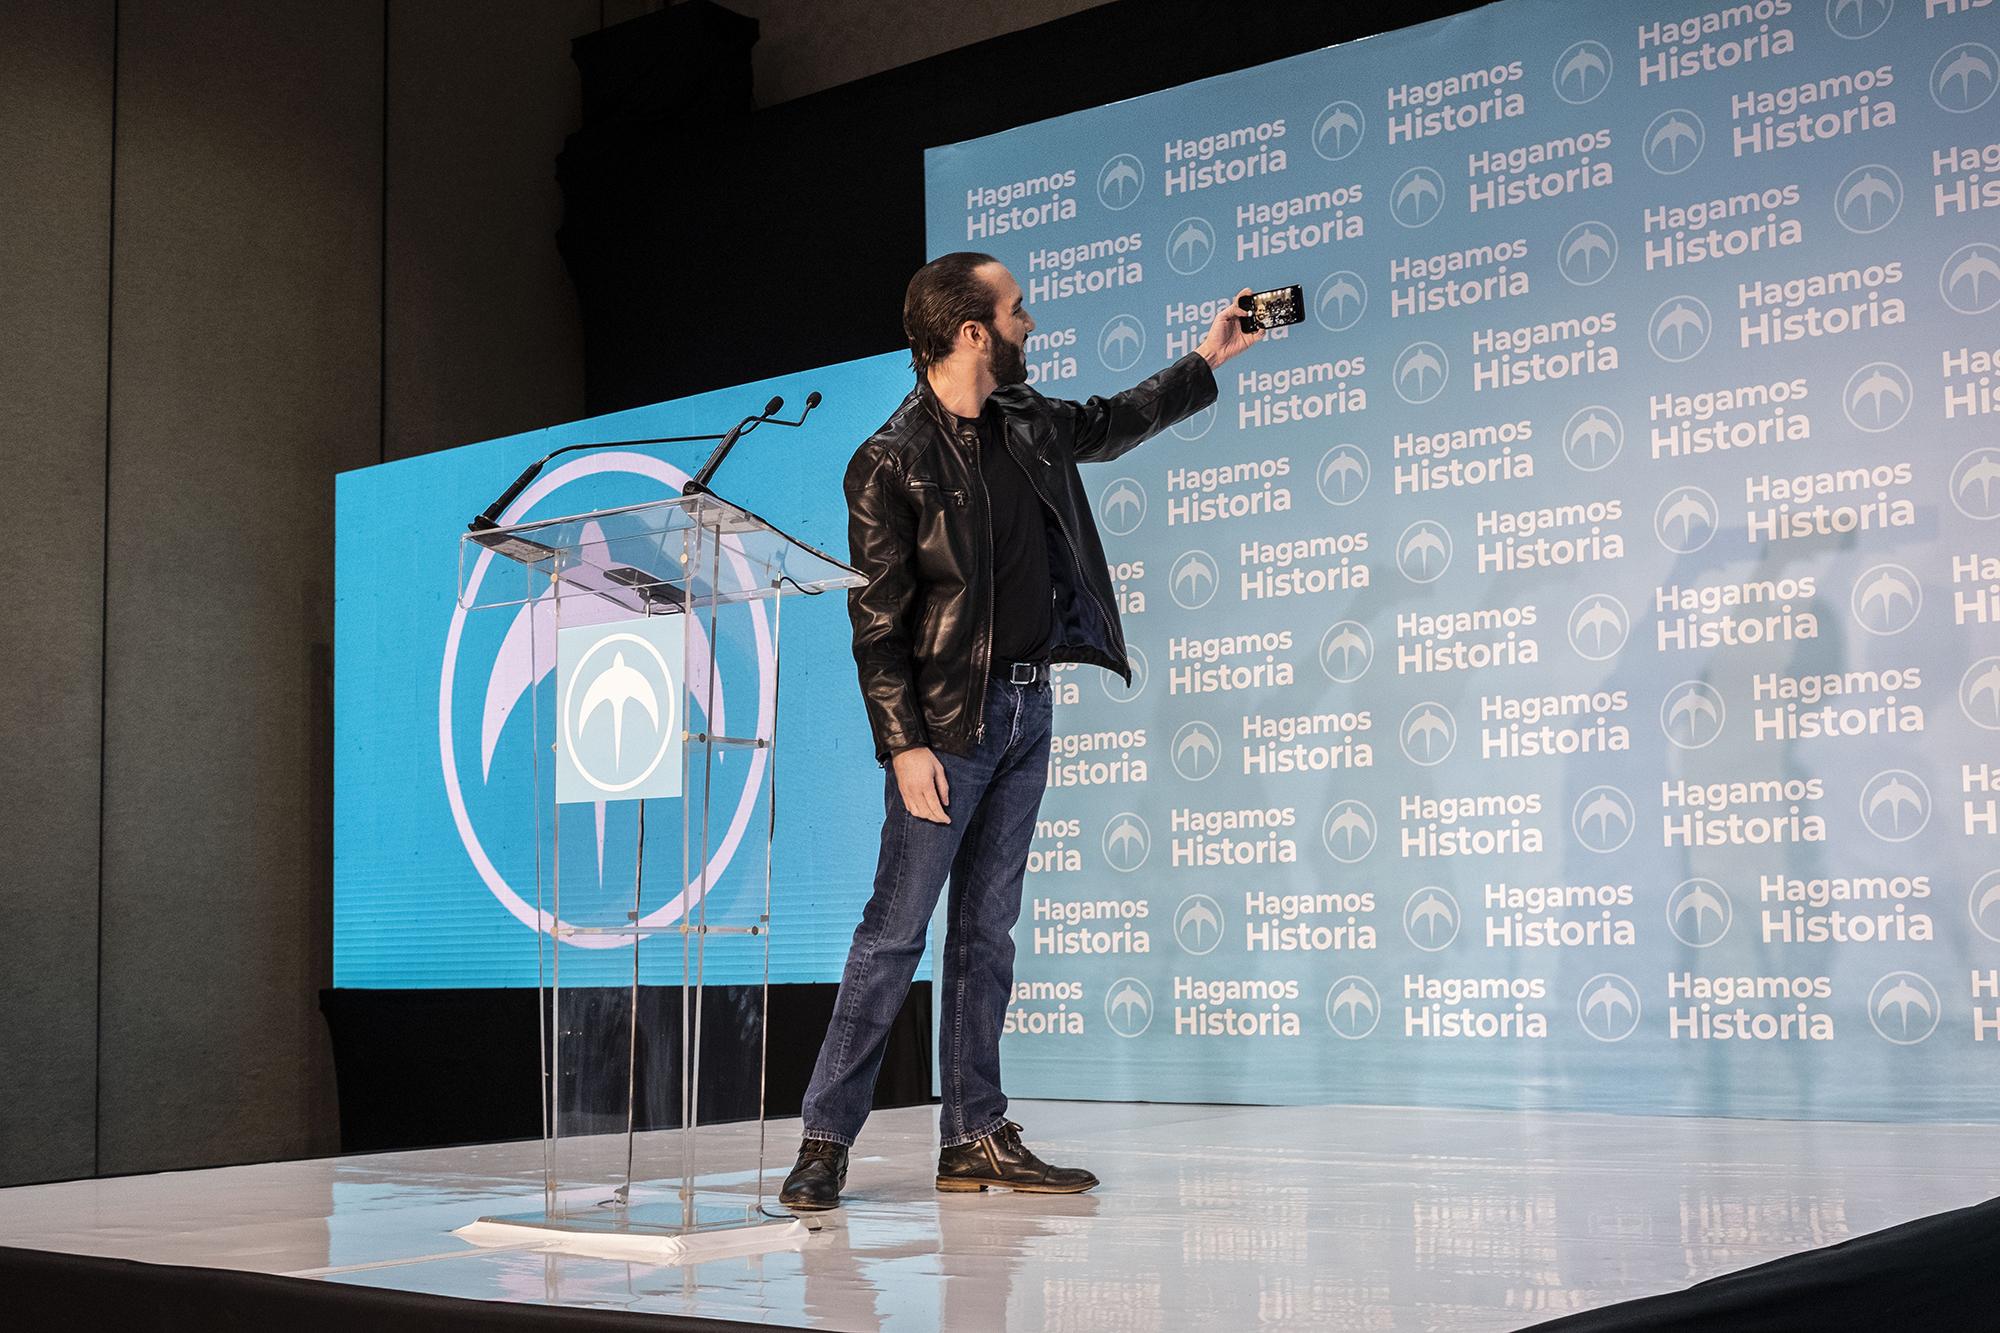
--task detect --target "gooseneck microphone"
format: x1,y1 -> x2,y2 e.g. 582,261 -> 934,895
683,391 -> 823,499
465,390 -> 825,538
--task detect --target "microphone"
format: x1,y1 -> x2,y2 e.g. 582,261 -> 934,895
683,391 -> 824,497
466,389 -> 828,545
467,423 -> 733,535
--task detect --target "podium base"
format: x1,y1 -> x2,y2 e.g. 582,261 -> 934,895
457,1198 -> 812,1265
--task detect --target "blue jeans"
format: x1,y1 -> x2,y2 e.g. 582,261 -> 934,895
802,676 -> 1053,1148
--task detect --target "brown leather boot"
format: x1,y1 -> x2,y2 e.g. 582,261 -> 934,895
935,1121 -> 1098,1194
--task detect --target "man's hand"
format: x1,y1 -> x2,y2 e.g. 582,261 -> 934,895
891,745 -> 951,824
1195,287 -> 1267,370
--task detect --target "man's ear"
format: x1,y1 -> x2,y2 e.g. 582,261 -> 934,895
959,319 -> 988,353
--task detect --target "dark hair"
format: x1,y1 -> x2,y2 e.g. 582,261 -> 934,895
903,252 -> 1000,374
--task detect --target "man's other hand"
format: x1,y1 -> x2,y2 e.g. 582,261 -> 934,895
892,746 -> 951,824
1195,287 -> 1267,370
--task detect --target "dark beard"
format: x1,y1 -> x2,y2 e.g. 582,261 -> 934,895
985,321 -> 1029,387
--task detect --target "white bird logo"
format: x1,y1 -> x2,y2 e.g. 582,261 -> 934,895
1841,170 -> 1897,225
1653,301 -> 1707,352
1649,114 -> 1699,166
1404,707 -> 1452,756
1398,345 -> 1444,393
1848,367 -> 1906,423
1324,624 -> 1368,673
1395,170 -> 1440,219
1104,481 -> 1142,523
1948,251 -> 2000,305
1170,220 -> 1211,268
1108,982 -> 1149,1026
1659,490 -> 1714,545
1316,103 -> 1361,153
1866,775 -> 1925,834
1573,597 -> 1625,654
1958,455 -> 2000,507
1319,274 -> 1363,322
1101,318 -> 1142,362
1876,978 -> 1932,1033
1567,410 -> 1620,466
1577,790 -> 1630,843
1977,882 -> 2000,921
1674,884 -> 1725,937
1564,226 -> 1612,277
1408,892 -> 1455,941
1173,556 -> 1215,597
1559,45 -> 1606,95
1401,525 -> 1447,574
1938,47 -> 1995,107
1585,980 -> 1634,1030
1100,157 -> 1140,204
1326,804 -> 1374,856
1330,982 -> 1376,1025
1667,686 -> 1720,740
1967,662 -> 2000,723
1176,726 -> 1217,767
1177,899 -> 1221,949
577,651 -> 660,769
1320,447 -> 1365,497
1106,818 -> 1147,866
1857,569 -> 1915,628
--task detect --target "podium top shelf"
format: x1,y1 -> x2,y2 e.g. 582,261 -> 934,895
459,490 -> 863,613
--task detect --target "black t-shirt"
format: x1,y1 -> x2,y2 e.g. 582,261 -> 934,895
948,406 -> 1055,663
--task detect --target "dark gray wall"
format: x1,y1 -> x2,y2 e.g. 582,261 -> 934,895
602,0 -> 1113,107
1,0 -> 1112,1185
0,0 -> 588,1185
0,0 -> 115,1187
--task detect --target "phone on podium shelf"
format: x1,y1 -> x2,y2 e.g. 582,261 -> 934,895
1238,284 -> 1304,333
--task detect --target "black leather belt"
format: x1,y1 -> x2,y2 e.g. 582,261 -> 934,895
995,659 -> 1051,685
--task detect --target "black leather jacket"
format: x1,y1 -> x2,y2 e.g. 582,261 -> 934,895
844,352 -> 1219,764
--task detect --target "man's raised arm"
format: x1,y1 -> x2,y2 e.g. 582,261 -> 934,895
1060,287 -> 1265,464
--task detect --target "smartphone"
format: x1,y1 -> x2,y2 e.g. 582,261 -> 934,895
1238,284 -> 1304,334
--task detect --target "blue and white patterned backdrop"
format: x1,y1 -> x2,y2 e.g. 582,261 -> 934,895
924,0 -> 2000,1119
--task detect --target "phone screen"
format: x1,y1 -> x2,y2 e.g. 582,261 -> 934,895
1244,285 -> 1304,331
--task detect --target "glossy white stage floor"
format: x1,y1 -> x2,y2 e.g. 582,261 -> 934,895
1,1099 -> 1995,1331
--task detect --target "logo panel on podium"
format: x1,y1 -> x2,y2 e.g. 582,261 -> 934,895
556,616 -> 685,803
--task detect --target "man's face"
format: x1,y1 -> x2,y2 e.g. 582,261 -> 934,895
976,264 -> 1034,387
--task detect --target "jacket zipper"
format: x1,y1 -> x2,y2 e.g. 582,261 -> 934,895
1009,430 -> 1121,677
971,428 -> 994,744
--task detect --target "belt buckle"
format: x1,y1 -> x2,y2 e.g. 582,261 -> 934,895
1008,661 -> 1038,685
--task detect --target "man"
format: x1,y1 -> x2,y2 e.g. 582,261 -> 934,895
780,252 -> 1264,1209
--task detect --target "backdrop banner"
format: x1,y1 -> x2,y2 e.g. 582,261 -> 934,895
924,0 -> 2000,1119
334,353 -> 912,990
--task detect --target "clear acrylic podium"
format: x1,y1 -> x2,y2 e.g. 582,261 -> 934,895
452,489 -> 861,1257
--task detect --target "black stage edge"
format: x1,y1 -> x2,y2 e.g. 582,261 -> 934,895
1527,1194 -> 2000,1332
320,982 -> 932,1153
0,1245 -> 779,1333
558,0 -> 1493,415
